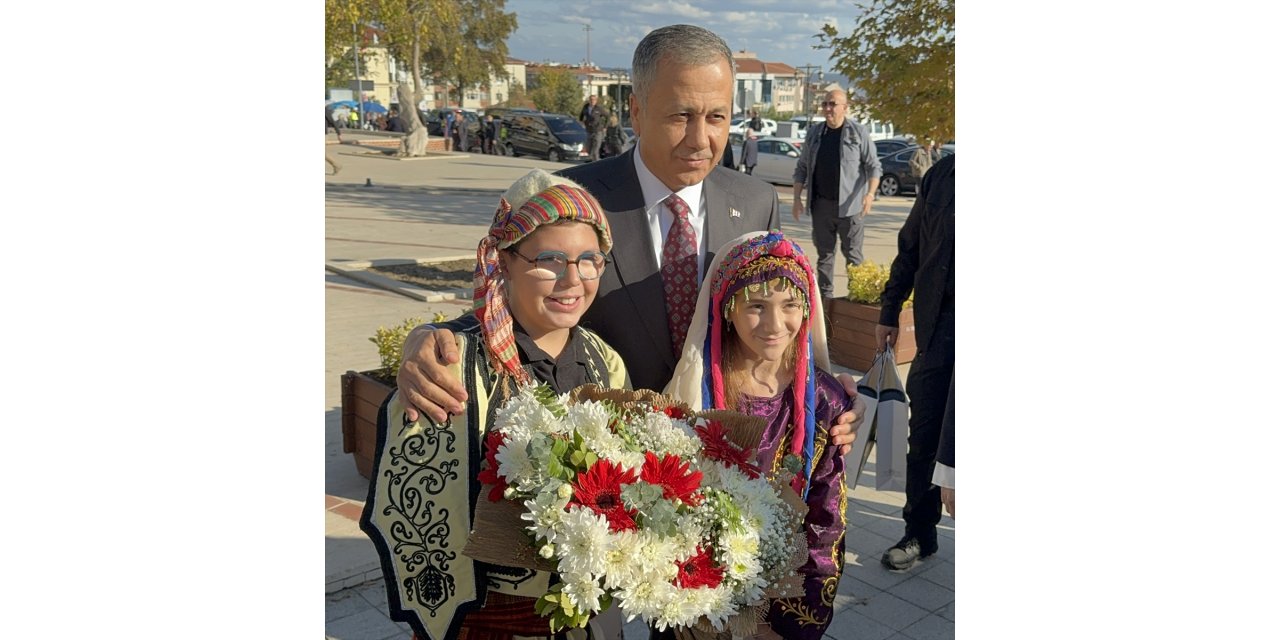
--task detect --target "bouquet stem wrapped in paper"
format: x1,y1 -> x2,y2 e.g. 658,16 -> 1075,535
463,383 -> 808,636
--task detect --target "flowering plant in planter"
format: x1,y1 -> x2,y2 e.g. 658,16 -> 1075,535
469,384 -> 807,635
845,260 -> 912,306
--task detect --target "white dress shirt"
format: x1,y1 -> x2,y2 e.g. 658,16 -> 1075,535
633,149 -> 708,280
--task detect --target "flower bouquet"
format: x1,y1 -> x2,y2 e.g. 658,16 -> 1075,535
462,383 -> 809,637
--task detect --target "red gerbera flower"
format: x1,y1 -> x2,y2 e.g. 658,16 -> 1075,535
662,405 -> 687,420
694,421 -> 762,479
569,459 -> 639,532
640,452 -> 703,506
673,546 -> 724,589
476,430 -> 509,502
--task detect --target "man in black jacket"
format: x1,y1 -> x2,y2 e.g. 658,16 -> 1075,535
876,154 -> 955,571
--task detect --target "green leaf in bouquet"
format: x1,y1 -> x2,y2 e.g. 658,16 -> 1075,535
532,383 -> 568,418
620,482 -> 663,512
643,499 -> 679,535
551,437 -> 569,458
569,449 -> 585,467
548,457 -> 565,480
583,451 -> 597,468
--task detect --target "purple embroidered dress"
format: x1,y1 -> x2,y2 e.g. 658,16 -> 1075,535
738,369 -> 852,640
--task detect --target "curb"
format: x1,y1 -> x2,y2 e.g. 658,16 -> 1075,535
325,259 -> 471,303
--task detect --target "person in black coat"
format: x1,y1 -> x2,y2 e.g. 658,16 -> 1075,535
385,107 -> 406,133
876,154 -> 955,571
740,129 -> 759,174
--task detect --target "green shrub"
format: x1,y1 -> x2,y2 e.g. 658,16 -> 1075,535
845,261 -> 913,306
369,317 -> 424,381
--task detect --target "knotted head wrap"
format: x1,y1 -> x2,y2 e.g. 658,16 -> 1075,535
664,231 -> 831,498
473,169 -> 612,383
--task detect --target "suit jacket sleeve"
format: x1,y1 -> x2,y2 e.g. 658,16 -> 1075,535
879,172 -> 925,326
932,370 -> 955,488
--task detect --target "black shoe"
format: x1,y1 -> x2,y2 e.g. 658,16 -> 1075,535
881,536 -> 938,570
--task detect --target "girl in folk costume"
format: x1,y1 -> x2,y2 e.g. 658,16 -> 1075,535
663,231 -> 852,640
361,170 -> 628,640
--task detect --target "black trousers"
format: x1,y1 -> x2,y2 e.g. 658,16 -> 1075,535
901,312 -> 955,546
810,197 -> 865,299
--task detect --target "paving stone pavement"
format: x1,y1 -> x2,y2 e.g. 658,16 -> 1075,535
325,139 -> 952,639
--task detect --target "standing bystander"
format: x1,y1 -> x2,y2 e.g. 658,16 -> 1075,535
875,154 -> 956,570
791,88 -> 882,302
579,95 -> 608,161
740,128 -> 758,174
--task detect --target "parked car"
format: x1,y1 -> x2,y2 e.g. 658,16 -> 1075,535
877,145 -> 933,197
729,117 -> 777,137
873,137 -> 914,158
502,112 -> 589,162
725,136 -> 802,185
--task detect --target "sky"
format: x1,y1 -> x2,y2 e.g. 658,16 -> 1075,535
501,0 -> 860,81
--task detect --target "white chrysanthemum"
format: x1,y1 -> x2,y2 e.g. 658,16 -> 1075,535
655,584 -> 709,629
492,388 -> 556,440
613,450 -> 647,472
719,531 -> 761,581
670,512 -> 706,559
565,401 -> 613,444
495,439 -> 534,485
601,529 -> 643,590
520,489 -> 570,543
563,575 -> 606,614
618,579 -> 680,628
632,530 -> 681,583
694,585 -> 737,630
555,506 -> 612,578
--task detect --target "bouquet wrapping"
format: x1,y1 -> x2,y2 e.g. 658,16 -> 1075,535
463,383 -> 809,637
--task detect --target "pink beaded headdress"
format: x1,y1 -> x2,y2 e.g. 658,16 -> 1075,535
706,232 -> 820,496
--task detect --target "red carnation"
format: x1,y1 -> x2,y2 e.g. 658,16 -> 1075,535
662,405 -> 687,420
476,430 -> 510,502
694,421 -> 762,479
673,547 -> 724,589
569,459 -> 639,532
640,452 -> 703,506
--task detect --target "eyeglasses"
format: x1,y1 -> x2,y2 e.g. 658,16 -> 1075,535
821,101 -> 846,108
508,248 -> 608,281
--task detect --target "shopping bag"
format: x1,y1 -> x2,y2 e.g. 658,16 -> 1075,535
847,349 -> 889,487
873,345 -> 909,492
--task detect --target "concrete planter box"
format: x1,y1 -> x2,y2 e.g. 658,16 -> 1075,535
826,298 -> 916,372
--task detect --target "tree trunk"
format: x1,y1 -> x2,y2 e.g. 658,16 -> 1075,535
398,82 -> 429,157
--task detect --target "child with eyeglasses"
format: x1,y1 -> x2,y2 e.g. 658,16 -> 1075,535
362,169 -> 629,640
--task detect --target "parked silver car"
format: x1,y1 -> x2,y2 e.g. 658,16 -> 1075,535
726,136 -> 802,185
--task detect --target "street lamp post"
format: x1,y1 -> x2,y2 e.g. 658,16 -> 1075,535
353,22 -> 364,127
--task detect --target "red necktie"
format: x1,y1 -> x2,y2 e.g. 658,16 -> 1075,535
661,194 -> 698,356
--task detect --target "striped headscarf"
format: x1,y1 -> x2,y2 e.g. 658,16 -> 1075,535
473,170 -> 612,383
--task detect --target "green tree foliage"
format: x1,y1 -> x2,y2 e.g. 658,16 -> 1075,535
367,0 -> 458,104
422,0 -> 518,106
818,0 -> 954,143
325,0 -> 377,87
529,68 -> 583,117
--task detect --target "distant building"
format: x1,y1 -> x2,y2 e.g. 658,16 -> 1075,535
731,51 -> 800,116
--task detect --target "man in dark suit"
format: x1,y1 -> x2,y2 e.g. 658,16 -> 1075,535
875,153 -> 955,570
394,24 -> 865,456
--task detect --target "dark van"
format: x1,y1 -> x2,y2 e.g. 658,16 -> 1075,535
503,112 -> 589,162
